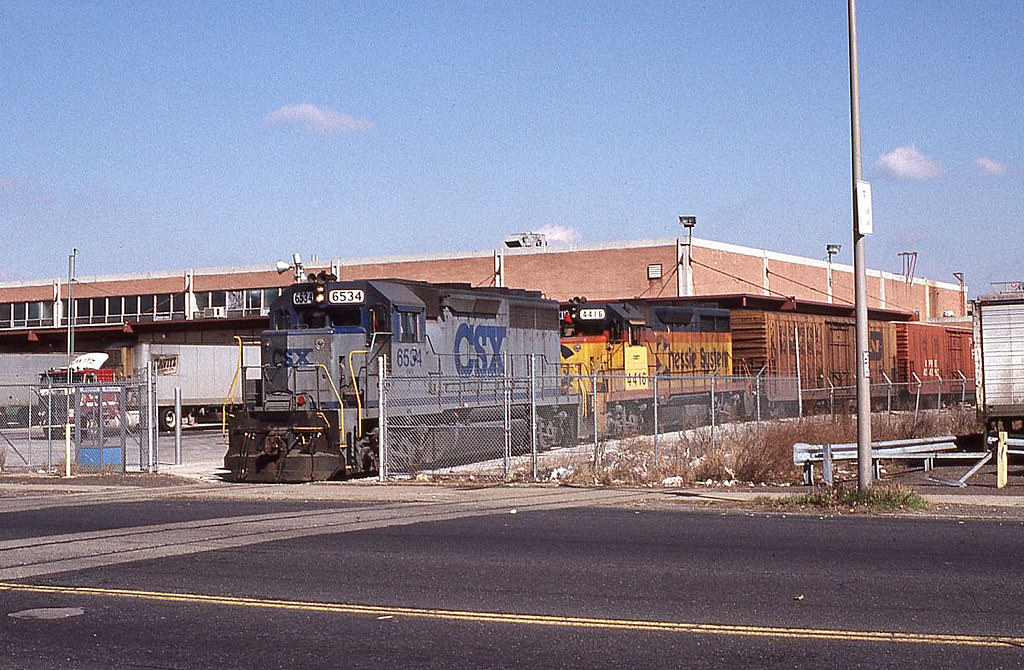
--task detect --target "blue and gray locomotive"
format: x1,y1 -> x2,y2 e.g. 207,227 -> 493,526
225,275 -> 575,482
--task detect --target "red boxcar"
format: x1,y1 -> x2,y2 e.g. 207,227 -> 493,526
895,322 -> 974,385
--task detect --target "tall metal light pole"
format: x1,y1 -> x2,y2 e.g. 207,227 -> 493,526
849,0 -> 873,491
677,215 -> 697,297
66,248 -> 78,382
826,243 -> 841,304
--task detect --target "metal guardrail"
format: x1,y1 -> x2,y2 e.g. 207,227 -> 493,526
793,436 -> 990,486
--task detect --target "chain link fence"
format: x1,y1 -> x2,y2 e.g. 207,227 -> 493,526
0,377 -> 156,474
379,364 -> 976,481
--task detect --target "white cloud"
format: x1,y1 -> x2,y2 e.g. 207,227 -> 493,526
263,103 -> 372,135
974,157 -> 1007,176
535,224 -> 582,245
876,144 -> 942,180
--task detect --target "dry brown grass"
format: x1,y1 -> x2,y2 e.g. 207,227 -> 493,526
521,407 -> 982,488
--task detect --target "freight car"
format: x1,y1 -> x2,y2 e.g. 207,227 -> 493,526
634,295 -> 914,415
225,276 -> 576,482
559,297 -> 737,435
973,289 -> 1024,433
894,321 -> 974,402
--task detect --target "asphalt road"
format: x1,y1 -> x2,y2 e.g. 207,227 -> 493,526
3,488 -> 1024,669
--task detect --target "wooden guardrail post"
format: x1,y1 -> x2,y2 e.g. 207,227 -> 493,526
997,431 -> 1008,489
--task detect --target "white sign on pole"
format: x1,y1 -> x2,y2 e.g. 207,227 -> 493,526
856,180 -> 873,235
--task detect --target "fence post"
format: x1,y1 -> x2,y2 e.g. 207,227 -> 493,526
755,368 -> 763,424
174,387 -> 182,466
794,327 -> 803,418
147,362 -> 155,473
592,372 -> 599,482
710,372 -> 717,449
882,372 -> 892,413
652,374 -> 659,461
936,373 -> 943,410
503,352 -> 511,478
957,370 -> 967,405
46,376 -> 52,472
530,354 -> 537,482
912,372 -> 922,422
377,355 -> 387,482
827,377 -> 835,416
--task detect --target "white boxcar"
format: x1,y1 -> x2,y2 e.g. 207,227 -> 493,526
973,292 -> 1024,430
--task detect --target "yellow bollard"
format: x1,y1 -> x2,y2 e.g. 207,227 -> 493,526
997,431 -> 1008,489
64,423 -> 72,478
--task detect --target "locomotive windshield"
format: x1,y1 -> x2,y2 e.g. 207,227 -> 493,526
269,303 -> 363,330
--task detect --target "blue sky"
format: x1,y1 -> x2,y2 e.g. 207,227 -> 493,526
2,2 -> 1021,295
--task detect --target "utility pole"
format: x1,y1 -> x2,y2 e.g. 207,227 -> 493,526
849,0 -> 873,491
66,248 -> 78,382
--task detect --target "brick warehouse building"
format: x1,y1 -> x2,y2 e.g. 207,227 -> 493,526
0,236 -> 967,354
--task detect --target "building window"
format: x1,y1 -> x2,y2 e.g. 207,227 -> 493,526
122,295 -> 139,319
171,293 -> 185,318
139,295 -> 155,321
91,297 -> 105,324
13,302 -> 27,327
74,298 -> 90,325
246,289 -> 262,314
226,290 -> 245,315
107,296 -> 123,321
0,303 -> 11,328
262,288 -> 281,315
26,301 -> 53,327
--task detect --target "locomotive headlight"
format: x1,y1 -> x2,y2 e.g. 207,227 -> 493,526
314,285 -> 326,304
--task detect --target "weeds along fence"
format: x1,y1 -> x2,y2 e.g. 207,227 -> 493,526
0,376 -> 157,474
378,365 -> 977,482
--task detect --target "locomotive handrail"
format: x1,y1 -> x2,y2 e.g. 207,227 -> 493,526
347,350 -> 368,438
314,363 -> 347,440
346,332 -> 392,439
221,335 -> 246,438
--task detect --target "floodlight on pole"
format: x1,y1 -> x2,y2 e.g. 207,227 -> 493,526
826,244 -> 841,304
677,216 -> 697,297
275,254 -> 305,283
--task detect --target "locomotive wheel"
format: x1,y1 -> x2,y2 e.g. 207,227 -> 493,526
358,444 -> 379,474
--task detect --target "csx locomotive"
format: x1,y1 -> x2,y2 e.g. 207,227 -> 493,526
225,275 -> 574,482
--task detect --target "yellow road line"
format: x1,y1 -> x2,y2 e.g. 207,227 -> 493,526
1,581 -> 1021,649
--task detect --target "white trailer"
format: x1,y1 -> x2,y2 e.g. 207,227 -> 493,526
0,353 -> 70,385
135,343 -> 259,431
973,291 -> 1024,432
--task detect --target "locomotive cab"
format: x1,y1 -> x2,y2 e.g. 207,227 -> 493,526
227,277 -> 426,482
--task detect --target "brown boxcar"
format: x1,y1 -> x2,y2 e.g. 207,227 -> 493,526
895,322 -> 973,384
731,309 -> 898,390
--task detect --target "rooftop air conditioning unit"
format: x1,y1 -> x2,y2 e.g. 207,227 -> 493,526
203,306 -> 227,319
504,232 -> 548,248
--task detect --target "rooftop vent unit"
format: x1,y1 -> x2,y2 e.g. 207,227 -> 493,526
504,232 -> 548,248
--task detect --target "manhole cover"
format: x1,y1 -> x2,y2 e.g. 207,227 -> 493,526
9,607 -> 85,620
